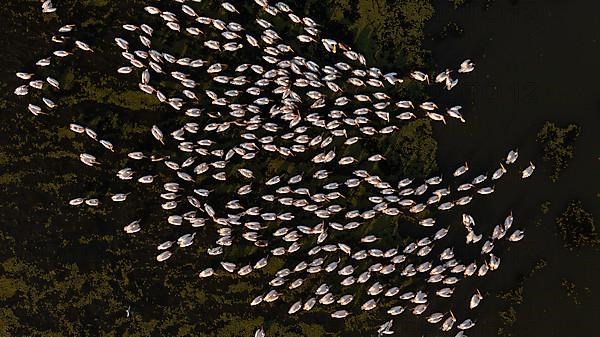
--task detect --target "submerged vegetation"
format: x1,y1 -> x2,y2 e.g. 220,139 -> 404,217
382,119 -> 438,178
536,122 -> 580,182
0,0 -> 440,336
561,279 -> 580,305
319,0 -> 434,68
556,200 -> 598,251
495,258 -> 547,337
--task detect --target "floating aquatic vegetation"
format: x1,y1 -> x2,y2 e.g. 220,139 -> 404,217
13,0 -> 537,335
536,122 -> 580,182
556,200 -> 598,250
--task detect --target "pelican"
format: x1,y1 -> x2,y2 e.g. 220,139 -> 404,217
303,297 -> 317,311
111,193 -> 129,202
80,153 -> 99,166
477,186 -> 495,195
470,289 -> 483,309
254,328 -> 265,337
441,312 -> 457,331
36,58 -> 51,66
288,300 -> 302,314
337,295 -> 354,305
505,149 -> 519,164
42,97 -> 57,108
436,287 -> 454,298
361,299 -> 378,311
509,230 -> 525,242
157,241 -> 173,250
75,40 -> 93,52
387,305 -> 404,316
14,85 -> 28,96
331,310 -> 350,318
445,77 -> 459,90
489,253 -> 501,270
458,319 -> 475,330
459,59 -> 475,73
492,163 -> 507,180
436,69 -> 450,83
410,71 -> 429,83
27,104 -> 45,116
521,162 -> 535,178
447,106 -> 465,122
53,50 -> 71,57
16,72 -> 34,80
100,140 -> 114,152
250,295 -> 263,306
427,312 -> 445,324
69,197 -> 84,206
453,162 -> 469,176
426,112 -> 446,124
123,220 -> 141,233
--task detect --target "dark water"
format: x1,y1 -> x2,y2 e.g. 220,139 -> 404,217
425,0 -> 599,336
0,0 -> 597,336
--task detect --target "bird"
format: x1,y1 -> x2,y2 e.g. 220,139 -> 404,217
254,327 -> 265,337
459,59 -> 475,73
470,289 -> 483,309
521,162 -> 535,178
410,71 -> 429,83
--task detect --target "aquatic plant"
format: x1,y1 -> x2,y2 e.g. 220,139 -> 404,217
556,200 -> 598,250
536,121 -> 580,182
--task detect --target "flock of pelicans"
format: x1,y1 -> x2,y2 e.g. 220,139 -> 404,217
16,1 -> 537,336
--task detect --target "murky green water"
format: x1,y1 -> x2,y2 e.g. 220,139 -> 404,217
0,1 -> 597,336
